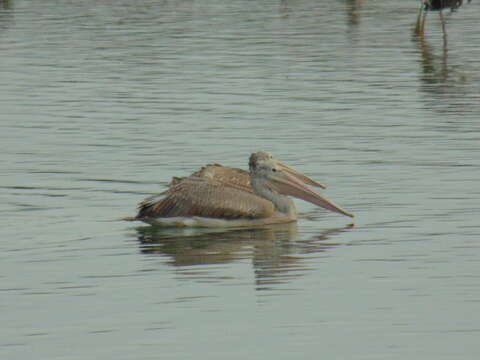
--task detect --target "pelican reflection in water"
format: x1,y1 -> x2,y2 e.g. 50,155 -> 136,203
137,222 -> 353,267
128,151 -> 354,228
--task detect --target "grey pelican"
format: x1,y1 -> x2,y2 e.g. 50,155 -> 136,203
130,152 -> 354,227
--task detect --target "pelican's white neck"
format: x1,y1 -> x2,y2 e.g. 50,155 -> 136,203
250,176 -> 296,216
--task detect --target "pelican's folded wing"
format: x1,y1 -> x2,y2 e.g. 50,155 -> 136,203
136,176 -> 274,220
190,164 -> 252,193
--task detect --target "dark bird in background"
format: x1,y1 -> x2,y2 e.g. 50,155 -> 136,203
416,0 -> 471,37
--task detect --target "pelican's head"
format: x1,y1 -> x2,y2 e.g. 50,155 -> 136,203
249,151 -> 326,188
249,151 -> 273,171
249,151 -> 354,218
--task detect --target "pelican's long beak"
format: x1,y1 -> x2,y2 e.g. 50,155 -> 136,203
266,170 -> 354,218
275,160 -> 327,189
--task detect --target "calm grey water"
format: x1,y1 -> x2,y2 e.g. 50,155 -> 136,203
1,0 -> 480,359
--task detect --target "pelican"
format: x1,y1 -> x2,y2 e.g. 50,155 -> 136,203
130,152 -> 354,228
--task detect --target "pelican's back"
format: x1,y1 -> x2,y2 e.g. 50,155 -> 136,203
191,164 -> 252,193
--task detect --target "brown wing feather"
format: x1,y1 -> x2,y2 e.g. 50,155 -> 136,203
190,164 -> 253,193
137,176 -> 274,220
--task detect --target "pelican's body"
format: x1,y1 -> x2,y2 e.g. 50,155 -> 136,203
132,152 -> 353,228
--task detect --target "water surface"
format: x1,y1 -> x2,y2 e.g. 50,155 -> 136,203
1,1 -> 480,359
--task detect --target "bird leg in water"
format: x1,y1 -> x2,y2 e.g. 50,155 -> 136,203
439,8 -> 448,47
415,3 -> 427,35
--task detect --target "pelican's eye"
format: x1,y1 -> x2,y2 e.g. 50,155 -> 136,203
272,168 -> 277,172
